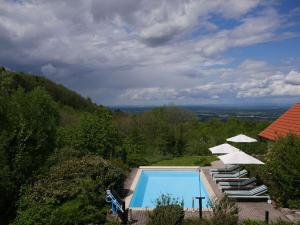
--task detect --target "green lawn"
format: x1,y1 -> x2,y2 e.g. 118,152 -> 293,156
151,155 -> 217,166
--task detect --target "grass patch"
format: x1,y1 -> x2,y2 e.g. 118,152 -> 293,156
151,155 -> 217,166
59,198 -> 81,213
141,148 -> 173,164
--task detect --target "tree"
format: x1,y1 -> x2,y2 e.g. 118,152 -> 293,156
12,156 -> 125,225
267,134 -> 300,207
3,88 -> 59,181
58,107 -> 120,158
0,69 -> 97,112
0,87 -> 59,222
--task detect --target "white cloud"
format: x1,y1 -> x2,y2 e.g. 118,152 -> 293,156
236,69 -> 300,98
138,58 -> 300,101
89,0 -> 261,46
0,0 -> 299,105
120,83 -> 232,103
285,70 -> 300,85
194,8 -> 283,56
238,59 -> 269,71
211,95 -> 220,100
41,63 -> 56,75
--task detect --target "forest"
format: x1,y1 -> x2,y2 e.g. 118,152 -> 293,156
0,68 -> 299,225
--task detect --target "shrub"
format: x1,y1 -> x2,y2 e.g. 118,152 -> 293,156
147,194 -> 184,225
241,220 -> 266,225
183,219 -> 211,225
104,221 -> 122,225
241,219 -> 298,225
270,220 -> 299,225
12,156 -> 125,225
207,196 -> 239,225
183,196 -> 239,225
266,134 -> 300,207
127,154 -> 149,167
288,199 -> 300,209
58,108 -> 120,158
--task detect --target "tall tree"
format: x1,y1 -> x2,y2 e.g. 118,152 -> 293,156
0,87 -> 59,222
4,88 -> 59,181
58,107 -> 120,158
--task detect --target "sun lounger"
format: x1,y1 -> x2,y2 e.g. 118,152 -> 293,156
213,169 -> 247,180
227,195 -> 271,202
226,185 -> 270,202
221,186 -> 256,191
210,165 -> 241,175
211,168 -> 241,176
219,177 -> 256,187
214,177 -> 249,182
224,185 -> 268,196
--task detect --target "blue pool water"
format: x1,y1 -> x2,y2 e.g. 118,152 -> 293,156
130,170 -> 211,208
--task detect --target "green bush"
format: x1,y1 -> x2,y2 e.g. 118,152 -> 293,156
104,221 -> 122,225
266,135 -> 300,207
58,108 -> 121,158
241,219 -> 298,225
148,205 -> 184,225
147,194 -> 184,225
12,156 -> 125,225
207,196 -> 239,225
288,199 -> 300,209
183,196 -> 239,225
0,87 -> 59,223
183,219 -> 211,225
184,196 -> 239,225
127,154 -> 149,167
241,220 -> 267,225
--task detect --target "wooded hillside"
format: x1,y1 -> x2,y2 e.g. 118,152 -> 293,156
0,67 -> 97,112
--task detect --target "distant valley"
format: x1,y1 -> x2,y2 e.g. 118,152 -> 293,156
110,105 -> 288,121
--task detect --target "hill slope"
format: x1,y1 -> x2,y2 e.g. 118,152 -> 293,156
0,66 -> 97,112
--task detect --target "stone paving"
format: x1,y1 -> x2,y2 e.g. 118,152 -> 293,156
203,161 -> 289,223
123,168 -> 138,196
123,161 -> 291,224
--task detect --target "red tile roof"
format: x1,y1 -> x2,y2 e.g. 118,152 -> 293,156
259,103 -> 300,141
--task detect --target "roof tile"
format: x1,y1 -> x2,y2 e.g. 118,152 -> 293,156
259,103 -> 300,141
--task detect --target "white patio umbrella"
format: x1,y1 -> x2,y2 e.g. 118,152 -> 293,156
218,151 -> 264,189
209,143 -> 240,154
218,151 -> 264,165
226,134 -> 257,143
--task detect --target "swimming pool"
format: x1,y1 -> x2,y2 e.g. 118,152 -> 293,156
129,169 -> 211,209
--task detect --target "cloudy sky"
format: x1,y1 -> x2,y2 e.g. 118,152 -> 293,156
1,0 -> 300,106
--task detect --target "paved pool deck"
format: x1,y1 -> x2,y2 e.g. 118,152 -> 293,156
203,161 -> 288,222
123,161 -> 290,224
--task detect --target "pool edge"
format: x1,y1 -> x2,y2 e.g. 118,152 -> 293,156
125,168 -> 142,208
125,166 -> 216,211
200,169 -> 217,200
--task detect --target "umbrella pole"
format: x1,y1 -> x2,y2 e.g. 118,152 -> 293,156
238,168 -> 240,190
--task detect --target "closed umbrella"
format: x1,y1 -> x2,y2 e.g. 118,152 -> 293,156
209,143 -> 240,154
